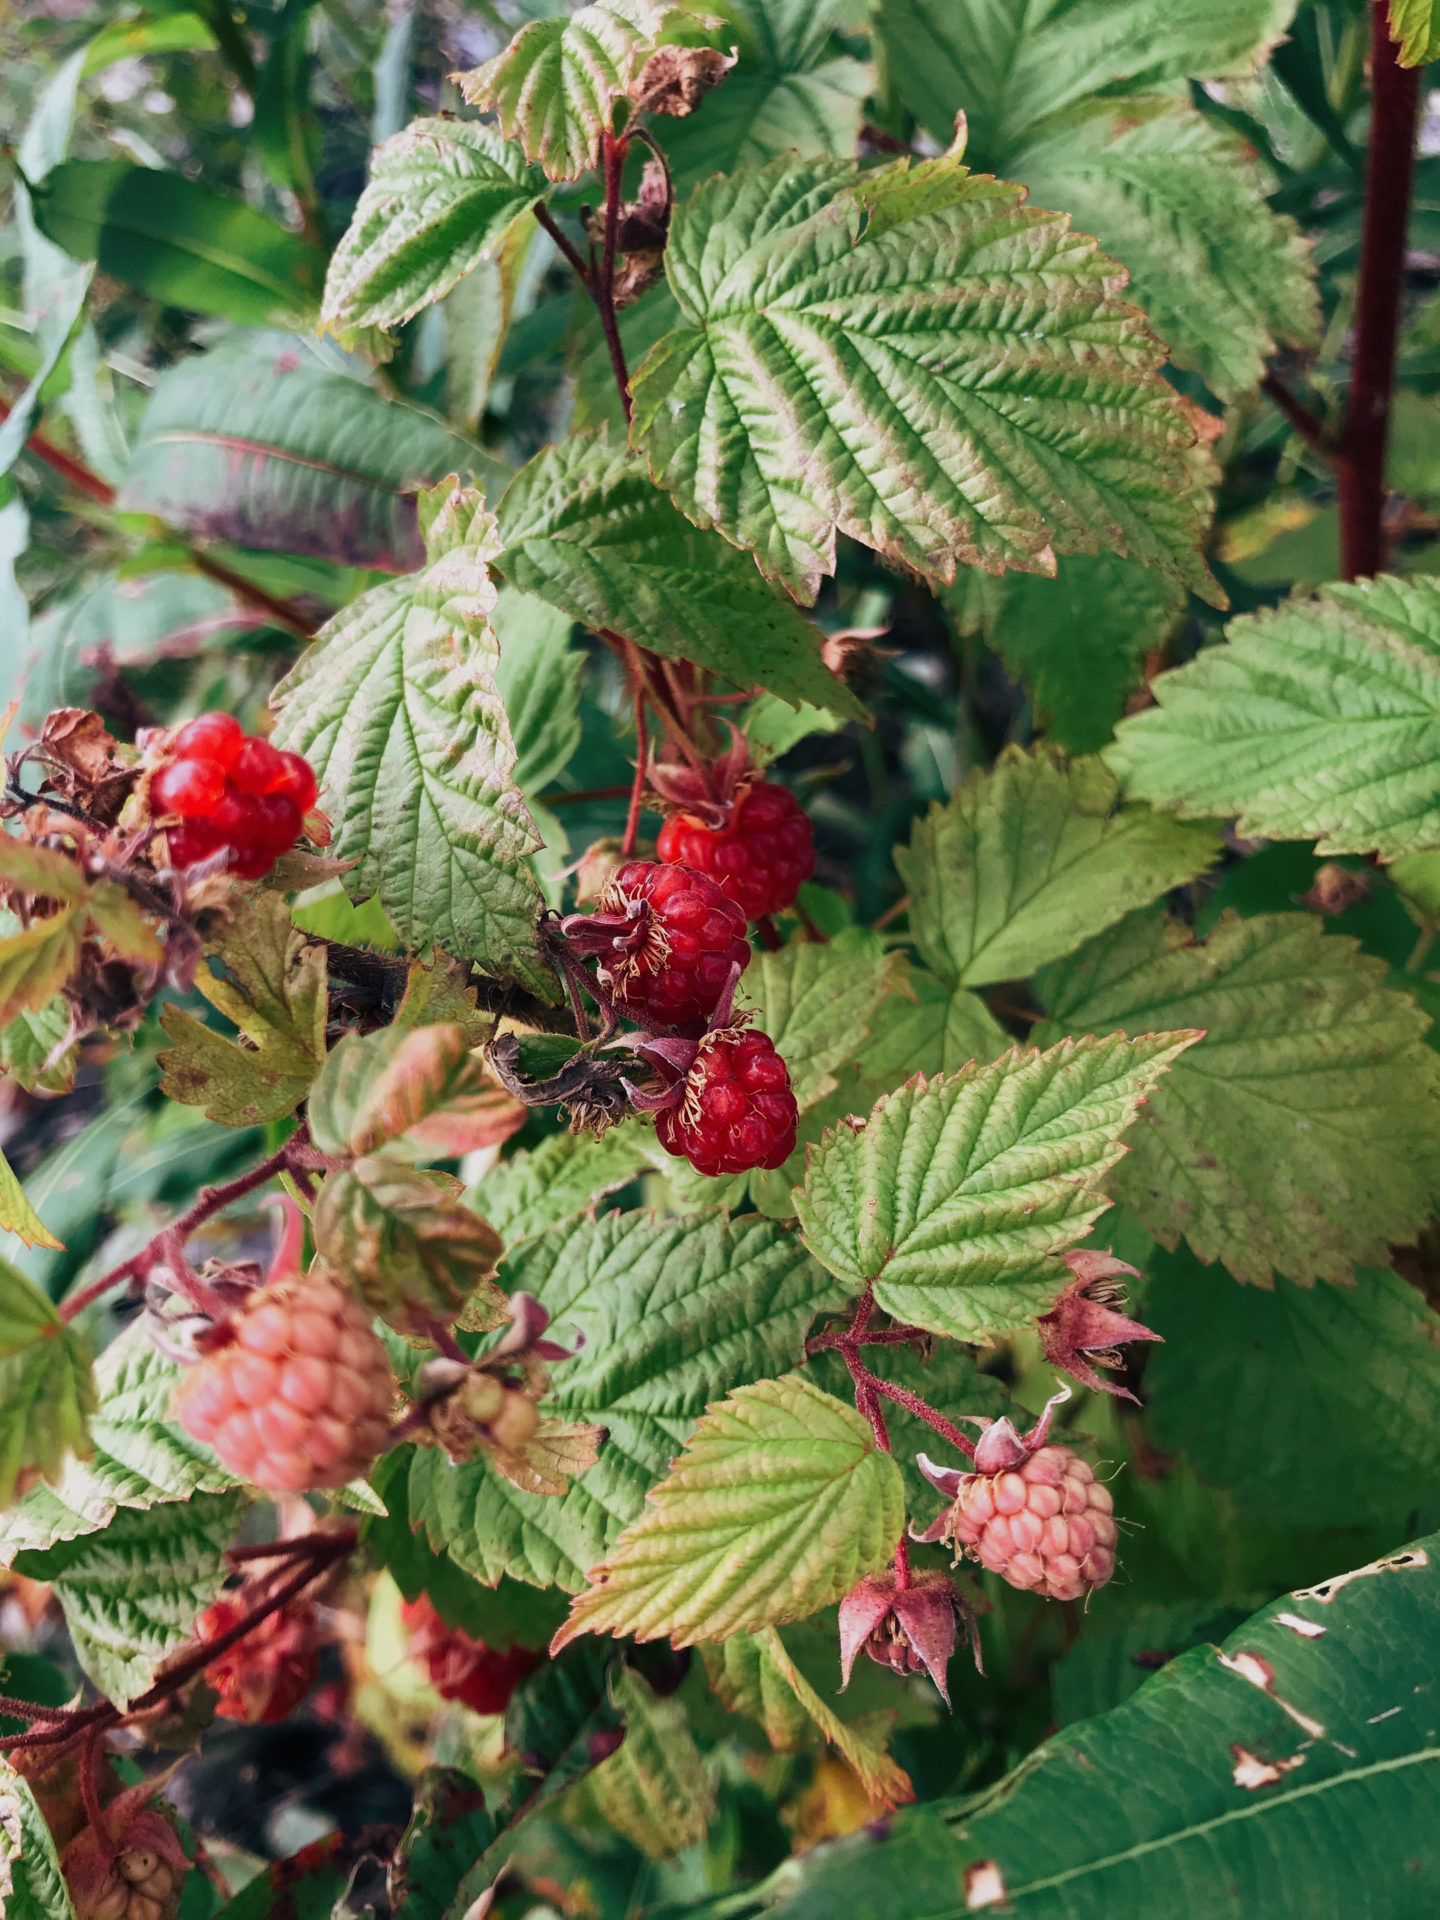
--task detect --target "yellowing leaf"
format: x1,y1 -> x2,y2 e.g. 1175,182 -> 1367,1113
312,1159 -> 506,1333
552,1376 -> 904,1650
0,1149 -> 63,1252
308,1023 -> 522,1162
0,908 -> 84,1027
157,892 -> 327,1127
0,1261 -> 96,1509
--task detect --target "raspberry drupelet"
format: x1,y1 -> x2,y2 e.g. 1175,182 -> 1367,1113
196,1595 -> 321,1724
656,1027 -> 798,1176
154,711 -> 316,881
562,859 -> 751,1029
174,1271 -> 395,1493
657,779 -> 815,922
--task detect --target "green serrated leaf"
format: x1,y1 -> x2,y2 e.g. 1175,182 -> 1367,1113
752,1627 -> 912,1809
877,0 -> 1299,171
0,1757 -> 75,1920
0,908 -> 84,1029
0,1262 -> 95,1511
631,154 -> 1220,606
312,1160 -> 505,1334
491,587 -> 584,795
271,485 -> 554,996
321,118 -> 544,332
456,0 -> 717,182
493,433 -> 862,715
553,1375 -> 903,1648
1388,0 -> 1440,66
409,1210 -> 848,1590
0,1323 -> 241,1564
584,1667 -> 715,1859
735,933 -> 903,1111
796,1031 -> 1199,1342
946,553 -> 1184,754
895,746 -> 1222,990
308,1024 -> 521,1162
1147,1249 -> 1440,1528
1107,574 -> 1440,860
471,1130 -> 648,1246
657,0 -> 874,195
158,893 -> 327,1127
704,1531 -> 1440,1919
14,1490 -> 246,1707
0,1150 -> 63,1253
0,998 -> 75,1095
1036,909 -> 1440,1286
1011,101 -> 1318,401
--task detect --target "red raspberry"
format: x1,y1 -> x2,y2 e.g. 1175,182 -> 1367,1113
151,758 -> 226,819
196,1595 -> 321,1724
656,781 -> 814,922
587,860 -> 750,1028
272,750 -> 318,813
657,1027 -> 797,1176
935,1446 -> 1117,1602
174,1273 -> 395,1493
400,1595 -> 540,1715
166,819 -> 226,867
229,735 -> 289,796
172,711 -> 243,770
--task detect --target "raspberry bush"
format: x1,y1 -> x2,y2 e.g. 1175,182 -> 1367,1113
3,6 -> 1440,1919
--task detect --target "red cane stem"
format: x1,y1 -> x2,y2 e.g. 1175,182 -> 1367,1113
598,130 -> 633,424
1339,4 -> 1422,578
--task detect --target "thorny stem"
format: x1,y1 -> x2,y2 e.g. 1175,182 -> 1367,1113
0,396 -> 318,638
56,1135 -> 307,1324
1338,3 -> 1422,579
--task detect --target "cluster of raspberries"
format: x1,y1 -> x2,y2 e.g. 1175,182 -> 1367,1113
151,711 -> 315,878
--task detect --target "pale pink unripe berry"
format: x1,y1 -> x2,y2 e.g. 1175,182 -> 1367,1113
174,1272 -> 394,1492
945,1444 -> 1117,1601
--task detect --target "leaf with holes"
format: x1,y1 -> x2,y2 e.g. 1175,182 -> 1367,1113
12,1490 -> 247,1707
552,1376 -> 903,1649
795,1031 -> 1199,1342
1036,910 -> 1440,1286
1107,574 -> 1440,860
0,1261 -> 96,1511
322,118 -> 544,331
492,434 -> 862,715
270,485 -> 553,995
895,746 -> 1222,990
407,1209 -> 847,1590
631,152 -> 1220,606
456,0 -> 723,182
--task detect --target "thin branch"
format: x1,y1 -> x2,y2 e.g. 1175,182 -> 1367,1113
1339,2 -> 1422,578
597,130 -> 633,424
539,784 -> 634,807
623,689 -> 648,859
1260,372 -> 1334,458
533,204 -> 593,290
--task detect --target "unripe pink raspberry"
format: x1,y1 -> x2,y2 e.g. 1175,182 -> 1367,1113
174,1272 -> 395,1493
915,1385 -> 1117,1602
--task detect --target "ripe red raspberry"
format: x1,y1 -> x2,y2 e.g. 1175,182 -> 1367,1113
174,1273 -> 395,1493
400,1594 -> 540,1714
570,860 -> 750,1028
943,1446 -> 1116,1601
272,750 -> 318,813
172,711 -> 243,770
229,735 -> 289,796
656,1027 -> 797,1176
196,1595 -> 321,1724
656,781 -> 814,922
151,758 -> 225,819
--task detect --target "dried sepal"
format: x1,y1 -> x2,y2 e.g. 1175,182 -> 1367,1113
1038,1249 -> 1159,1404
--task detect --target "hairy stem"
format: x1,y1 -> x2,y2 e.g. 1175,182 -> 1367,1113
1339,3 -> 1422,578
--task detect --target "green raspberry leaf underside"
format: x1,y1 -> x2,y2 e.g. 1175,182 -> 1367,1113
796,1030 -> 1199,1342
0,1757 -> 74,1920
493,434 -> 863,716
1036,909 -> 1440,1286
552,1375 -> 904,1649
895,745 -> 1223,990
456,0 -> 721,182
270,485 -> 553,997
631,153 -> 1221,606
408,1210 -> 847,1591
321,119 -> 544,332
1388,0 -> 1440,66
1107,574 -> 1440,860
0,1262 -> 96,1512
